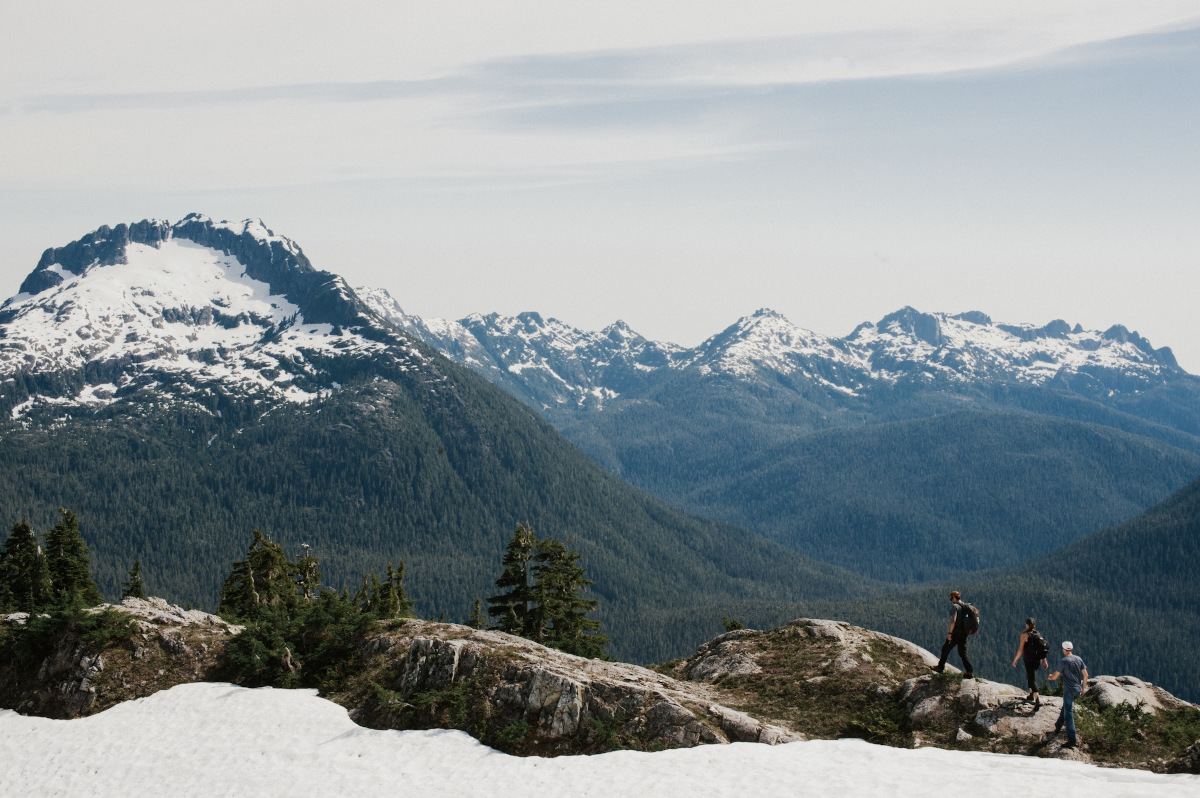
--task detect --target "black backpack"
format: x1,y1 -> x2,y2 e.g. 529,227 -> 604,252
958,602 -> 980,635
1026,630 -> 1049,660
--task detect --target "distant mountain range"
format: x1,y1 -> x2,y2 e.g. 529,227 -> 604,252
0,216 -> 875,663
359,291 -> 1200,581
360,290 -> 1190,426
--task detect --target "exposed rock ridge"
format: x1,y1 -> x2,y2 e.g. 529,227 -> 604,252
346,620 -> 800,754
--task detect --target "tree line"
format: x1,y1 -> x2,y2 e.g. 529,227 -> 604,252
1,509 -> 607,690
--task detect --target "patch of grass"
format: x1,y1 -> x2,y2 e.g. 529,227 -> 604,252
1073,697 -> 1200,766
379,618 -> 409,632
848,704 -> 904,741
1161,708 -> 1200,755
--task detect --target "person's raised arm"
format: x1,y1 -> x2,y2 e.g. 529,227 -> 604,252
1081,667 -> 1089,694
1012,632 -> 1027,667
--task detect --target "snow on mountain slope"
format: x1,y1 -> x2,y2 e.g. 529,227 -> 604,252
1,682 -> 1195,797
848,308 -> 1180,387
0,216 -> 429,417
365,292 -> 682,409
359,289 -> 1186,409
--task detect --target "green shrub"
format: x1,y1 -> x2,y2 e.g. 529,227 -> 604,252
494,719 -> 530,748
222,590 -> 371,691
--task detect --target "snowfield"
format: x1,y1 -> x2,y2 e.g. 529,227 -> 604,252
1,683 -> 1196,797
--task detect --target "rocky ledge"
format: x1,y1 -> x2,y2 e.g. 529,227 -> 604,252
0,598 -> 239,718
336,619 -> 799,755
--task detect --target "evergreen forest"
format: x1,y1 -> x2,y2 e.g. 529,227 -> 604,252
0,374 -> 877,664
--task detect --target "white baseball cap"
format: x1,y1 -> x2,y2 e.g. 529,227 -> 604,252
1062,641 -> 1074,651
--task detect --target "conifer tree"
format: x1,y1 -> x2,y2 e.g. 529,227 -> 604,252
530,537 -> 608,658
0,519 -> 53,613
218,530 -> 298,618
44,509 -> 103,608
354,560 -> 414,619
487,523 -> 537,634
295,545 -> 321,600
467,597 -> 486,629
121,559 -> 147,600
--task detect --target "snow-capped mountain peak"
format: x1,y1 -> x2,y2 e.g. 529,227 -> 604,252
0,217 -> 428,419
357,289 -> 1187,411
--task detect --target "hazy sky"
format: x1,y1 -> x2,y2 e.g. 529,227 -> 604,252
3,2 -> 1199,370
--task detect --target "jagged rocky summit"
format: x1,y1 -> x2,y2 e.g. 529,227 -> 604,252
361,290 -> 1188,411
5,604 -> 1196,771
0,215 -> 436,419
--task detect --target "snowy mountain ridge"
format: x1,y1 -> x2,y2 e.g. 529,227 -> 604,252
360,291 -> 1183,410
0,215 -> 1182,421
0,216 -> 433,418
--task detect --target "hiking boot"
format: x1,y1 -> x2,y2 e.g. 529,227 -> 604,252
1062,741 -> 1077,749
963,672 -> 975,680
1023,693 -> 1035,703
930,665 -> 944,674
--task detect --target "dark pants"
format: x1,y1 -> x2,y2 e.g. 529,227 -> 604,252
937,634 -> 972,675
1024,658 -> 1040,692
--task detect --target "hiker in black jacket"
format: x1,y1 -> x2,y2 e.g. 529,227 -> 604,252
931,590 -> 974,678
1011,617 -> 1049,707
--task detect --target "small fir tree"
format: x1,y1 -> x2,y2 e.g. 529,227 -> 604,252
467,597 -> 486,629
355,560 -> 415,619
218,530 -> 299,618
295,545 -> 321,600
44,509 -> 103,608
121,560 -> 147,600
487,523 -> 537,635
530,538 -> 608,658
0,519 -> 54,613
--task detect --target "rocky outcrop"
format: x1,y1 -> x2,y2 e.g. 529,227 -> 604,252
0,598 -> 239,719
681,619 -> 946,685
342,620 -> 799,755
902,674 -> 1061,740
899,670 -> 1197,763
1088,675 -> 1194,714
103,596 -> 244,634
1172,740 -> 1200,774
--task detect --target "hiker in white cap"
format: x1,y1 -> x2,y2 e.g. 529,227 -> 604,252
1047,641 -> 1089,748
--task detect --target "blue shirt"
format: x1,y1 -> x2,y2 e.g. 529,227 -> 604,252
1060,654 -> 1088,696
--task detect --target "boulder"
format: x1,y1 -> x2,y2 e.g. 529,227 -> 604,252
101,597 -> 243,635
901,674 -> 1061,739
1171,740 -> 1200,774
681,629 -> 762,681
1087,675 -> 1195,714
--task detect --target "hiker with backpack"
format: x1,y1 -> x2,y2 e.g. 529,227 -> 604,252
931,590 -> 976,678
1011,617 -> 1050,706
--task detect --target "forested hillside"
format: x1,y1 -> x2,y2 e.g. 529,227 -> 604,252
684,412 -> 1199,581
0,368 -> 880,664
805,477 -> 1200,702
561,404 -> 1200,581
